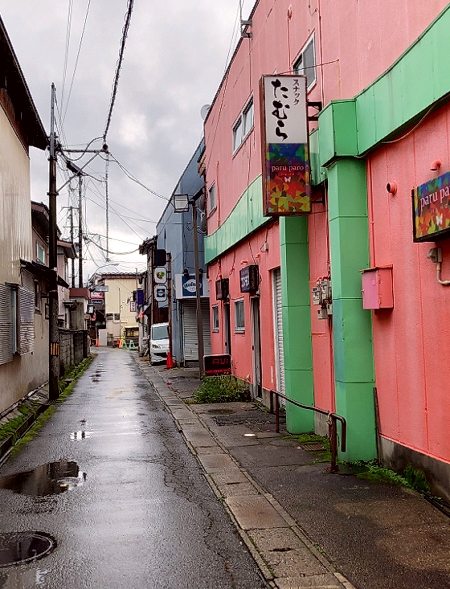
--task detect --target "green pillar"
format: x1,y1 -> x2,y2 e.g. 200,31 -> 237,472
327,159 -> 376,461
280,216 -> 314,433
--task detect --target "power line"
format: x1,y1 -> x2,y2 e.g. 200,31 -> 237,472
60,0 -> 74,108
103,0 -> 135,142
63,0 -> 93,123
104,152 -> 169,201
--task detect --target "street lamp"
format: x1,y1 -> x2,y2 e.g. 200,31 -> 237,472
173,193 -> 204,377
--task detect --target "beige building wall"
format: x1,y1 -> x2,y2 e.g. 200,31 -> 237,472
103,277 -> 137,340
0,108 -> 33,281
0,107 -> 48,412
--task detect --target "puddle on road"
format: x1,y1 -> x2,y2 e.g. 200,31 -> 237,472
0,532 -> 55,569
0,462 -> 86,497
70,431 -> 91,440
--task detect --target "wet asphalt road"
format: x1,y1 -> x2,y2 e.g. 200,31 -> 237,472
0,349 -> 268,588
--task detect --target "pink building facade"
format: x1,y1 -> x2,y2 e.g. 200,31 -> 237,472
203,1 -> 450,500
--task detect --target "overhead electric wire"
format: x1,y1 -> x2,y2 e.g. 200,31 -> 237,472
103,0 -> 135,142
103,152 -> 169,201
84,179 -> 158,223
60,0 -> 74,108
62,0 -> 93,123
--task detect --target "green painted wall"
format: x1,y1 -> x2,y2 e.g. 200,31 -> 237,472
280,216 -> 314,433
205,176 -> 267,264
319,5 -> 450,165
327,160 -> 376,460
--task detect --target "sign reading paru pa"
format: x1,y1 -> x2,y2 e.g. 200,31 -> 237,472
204,354 -> 232,376
413,170 -> 450,242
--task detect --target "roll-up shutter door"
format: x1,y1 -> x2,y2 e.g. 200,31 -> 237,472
182,300 -> 198,361
0,285 -> 13,365
182,299 -> 212,361
273,269 -> 285,396
202,299 -> 211,356
18,286 -> 35,355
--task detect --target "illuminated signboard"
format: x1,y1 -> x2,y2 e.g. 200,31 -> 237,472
260,75 -> 311,216
240,265 -> 259,293
204,354 -> 231,376
413,171 -> 450,242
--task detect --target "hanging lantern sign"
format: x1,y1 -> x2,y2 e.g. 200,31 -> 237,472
260,75 -> 311,216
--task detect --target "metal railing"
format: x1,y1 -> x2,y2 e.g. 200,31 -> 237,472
269,390 -> 346,473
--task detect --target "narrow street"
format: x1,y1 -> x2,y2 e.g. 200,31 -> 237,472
0,349 -> 268,588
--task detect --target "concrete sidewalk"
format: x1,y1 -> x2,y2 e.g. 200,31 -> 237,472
135,356 -> 450,589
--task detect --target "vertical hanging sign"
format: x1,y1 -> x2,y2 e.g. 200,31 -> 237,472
260,75 -> 311,215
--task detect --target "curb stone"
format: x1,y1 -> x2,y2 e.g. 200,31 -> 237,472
134,357 -> 357,589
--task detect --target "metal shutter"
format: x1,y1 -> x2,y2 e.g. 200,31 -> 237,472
18,286 -> 35,355
202,299 -> 211,356
273,269 -> 285,396
0,284 -> 13,365
182,300 -> 197,361
182,299 -> 211,360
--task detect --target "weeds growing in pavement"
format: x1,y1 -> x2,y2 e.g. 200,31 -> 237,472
192,375 -> 250,404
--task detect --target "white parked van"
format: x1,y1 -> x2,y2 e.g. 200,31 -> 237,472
150,322 -> 169,364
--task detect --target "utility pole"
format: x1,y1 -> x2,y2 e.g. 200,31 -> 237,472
69,206 -> 75,288
48,83 -> 60,401
192,201 -> 204,377
78,174 -> 83,287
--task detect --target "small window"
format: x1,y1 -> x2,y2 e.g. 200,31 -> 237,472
234,299 -> 245,332
106,313 -> 113,321
293,35 -> 316,91
232,119 -> 243,152
242,100 -> 254,136
232,97 -> 254,153
114,313 -> 121,321
34,281 -> 41,313
36,242 -> 45,264
212,305 -> 219,331
209,183 -> 216,212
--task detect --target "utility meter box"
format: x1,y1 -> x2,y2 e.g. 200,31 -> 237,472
361,267 -> 394,310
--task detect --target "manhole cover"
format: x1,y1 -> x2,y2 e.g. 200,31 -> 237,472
207,409 -> 235,415
0,532 -> 56,567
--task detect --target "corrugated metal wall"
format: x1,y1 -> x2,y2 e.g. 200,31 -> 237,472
0,284 -> 13,365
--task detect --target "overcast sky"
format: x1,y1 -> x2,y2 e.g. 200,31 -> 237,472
0,0 -> 251,279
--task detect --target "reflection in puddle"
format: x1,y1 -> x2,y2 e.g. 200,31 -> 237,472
0,462 -> 86,496
70,431 -> 91,440
0,532 -> 55,570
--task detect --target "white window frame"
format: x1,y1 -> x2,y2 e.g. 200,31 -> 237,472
234,299 -> 245,333
232,96 -> 254,153
212,305 -> 219,331
208,183 -> 216,213
36,242 -> 45,264
293,35 -> 316,91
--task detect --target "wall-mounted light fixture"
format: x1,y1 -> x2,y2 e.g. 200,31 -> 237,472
430,159 -> 442,172
183,268 -> 189,278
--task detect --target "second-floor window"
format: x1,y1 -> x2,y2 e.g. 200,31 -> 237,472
36,242 -> 45,264
209,183 -> 216,213
232,97 -> 254,153
293,35 -> 316,91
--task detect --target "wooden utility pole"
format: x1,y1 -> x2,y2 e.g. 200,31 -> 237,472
78,174 -> 83,287
48,83 -> 60,401
69,206 -> 75,288
192,201 -> 204,377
